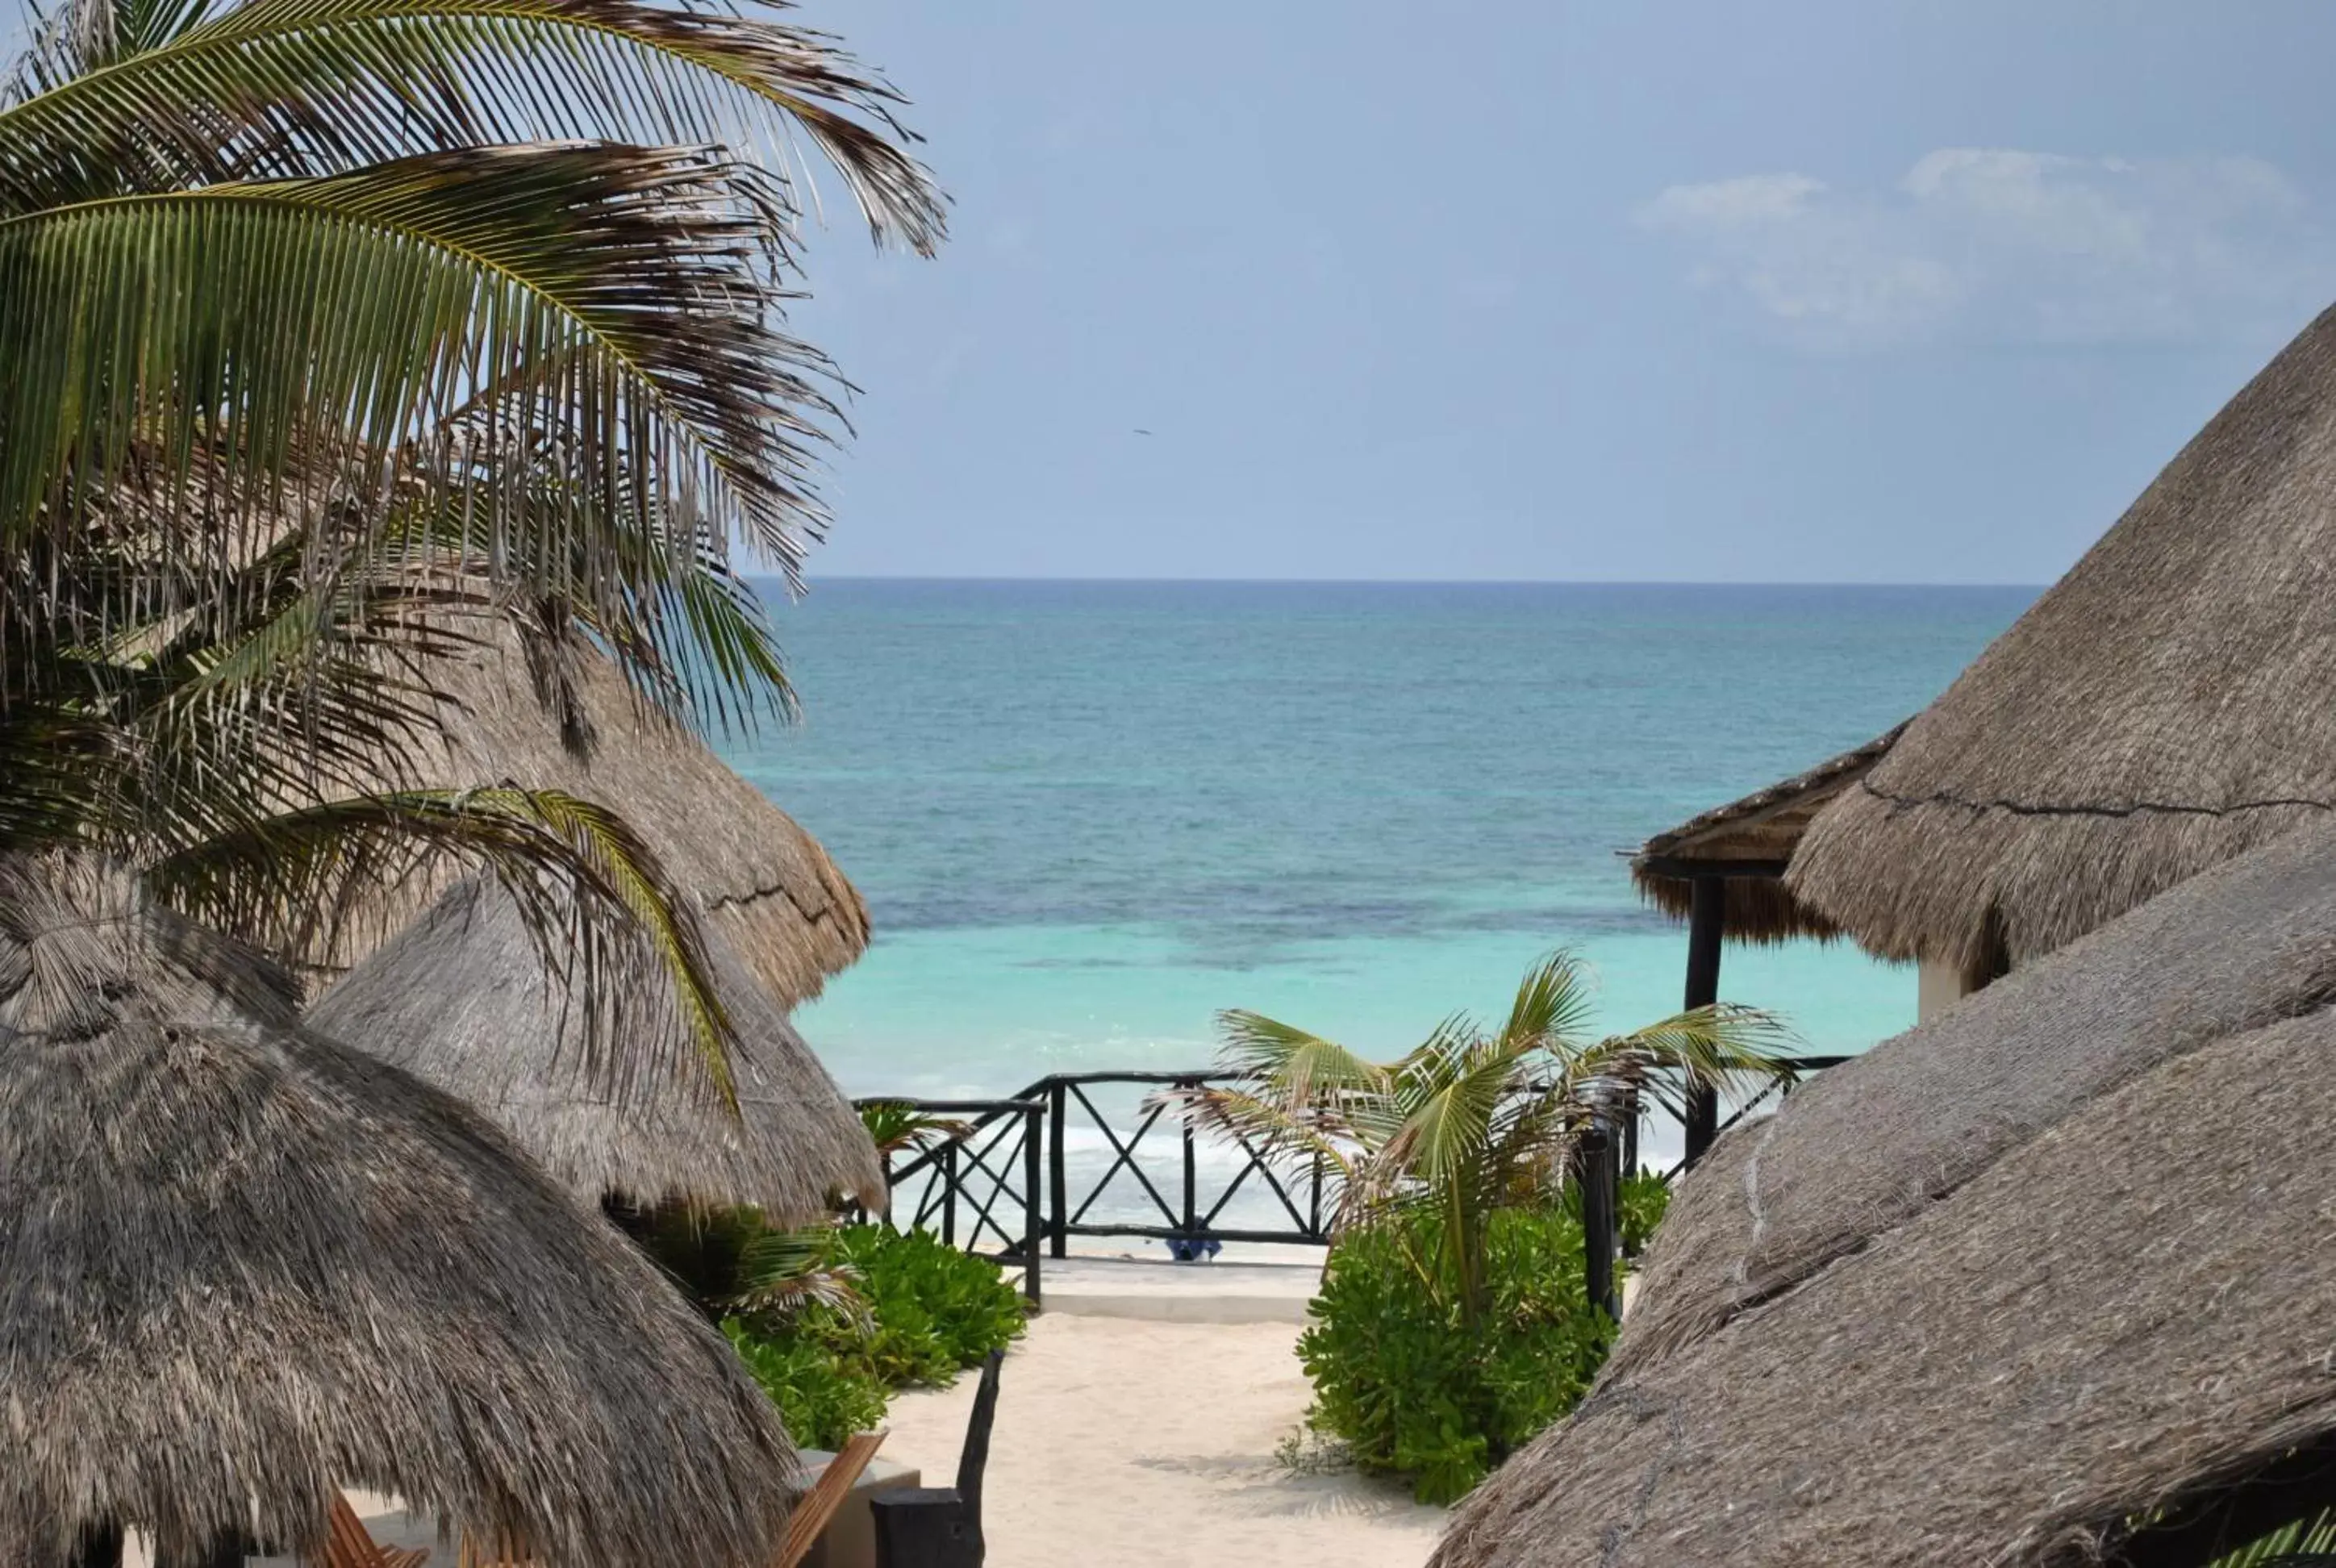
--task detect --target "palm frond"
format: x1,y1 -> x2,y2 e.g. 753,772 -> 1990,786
1397,1037 -> 1517,1194
731,1223 -> 868,1328
1579,1003 -> 1799,1121
146,784 -> 740,1103
1497,949 -> 1599,1049
0,143 -> 843,646
0,0 -> 946,258
857,1100 -> 970,1158
1214,1007 -> 1394,1107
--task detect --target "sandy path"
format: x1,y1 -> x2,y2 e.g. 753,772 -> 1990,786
880,1314 -> 1444,1568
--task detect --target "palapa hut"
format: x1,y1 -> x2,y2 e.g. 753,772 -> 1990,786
311,875 -> 886,1215
1628,725 -> 1904,1156
1787,302 -> 2336,1000
311,614 -> 884,1216
339,617 -> 870,1011
0,855 -> 799,1568
1630,723 -> 1906,972
1434,818 -> 2336,1567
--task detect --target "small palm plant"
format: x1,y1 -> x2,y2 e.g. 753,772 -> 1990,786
858,1101 -> 975,1161
1178,952 -> 1796,1325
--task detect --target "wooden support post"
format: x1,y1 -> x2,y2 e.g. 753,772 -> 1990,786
940,1139 -> 958,1249
1581,1126 -> 1621,1323
1180,1080 -> 1199,1243
1021,1103 -> 1044,1307
1047,1081 -> 1068,1261
1682,874 -> 1726,1168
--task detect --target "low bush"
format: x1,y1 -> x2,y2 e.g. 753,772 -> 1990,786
1617,1170 -> 1671,1257
830,1224 -> 1029,1387
680,1220 -> 1025,1449
723,1318 -> 889,1449
1299,1203 -> 1625,1505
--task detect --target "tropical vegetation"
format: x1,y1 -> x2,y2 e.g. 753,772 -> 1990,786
0,0 -> 942,1090
1299,1199 -> 1616,1503
1185,952 -> 1792,1500
621,1203 -> 1024,1449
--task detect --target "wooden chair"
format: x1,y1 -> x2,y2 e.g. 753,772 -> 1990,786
322,1493 -> 431,1568
869,1349 -> 1004,1568
774,1428 -> 890,1568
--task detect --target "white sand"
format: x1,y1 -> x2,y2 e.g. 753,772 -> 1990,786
879,1314 -> 1445,1568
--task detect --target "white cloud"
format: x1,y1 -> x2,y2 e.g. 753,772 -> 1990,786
1635,150 -> 2336,350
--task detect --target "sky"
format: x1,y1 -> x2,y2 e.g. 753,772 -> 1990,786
775,1 -> 2336,585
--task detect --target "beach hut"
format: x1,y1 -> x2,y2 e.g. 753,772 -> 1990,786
0,855 -> 799,1568
329,615 -> 870,1012
1434,816 -> 2336,1567
310,874 -> 886,1215
307,614 -> 884,1215
1784,303 -> 2336,1005
1628,724 -> 1904,1156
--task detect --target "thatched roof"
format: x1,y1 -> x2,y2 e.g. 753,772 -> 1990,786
310,876 -> 885,1214
343,616 -> 869,1011
1434,819 -> 2336,1567
0,854 -> 800,1567
1629,725 -> 1905,945
1787,306 -> 2336,978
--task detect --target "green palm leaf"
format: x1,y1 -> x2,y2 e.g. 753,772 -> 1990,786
1,0 -> 945,256
1200,952 -> 1800,1326
148,783 -> 743,1101
1214,1008 -> 1394,1107
2,144 -> 832,576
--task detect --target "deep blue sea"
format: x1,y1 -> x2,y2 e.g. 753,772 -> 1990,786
719,580 -> 2029,1166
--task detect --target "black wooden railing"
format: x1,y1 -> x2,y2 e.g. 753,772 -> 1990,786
1040,1072 -> 1332,1250
860,1056 -> 1848,1312
865,1096 -> 1046,1304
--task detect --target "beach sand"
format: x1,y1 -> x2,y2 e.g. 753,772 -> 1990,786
879,1312 -> 1445,1568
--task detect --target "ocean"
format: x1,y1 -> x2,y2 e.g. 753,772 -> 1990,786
719,580 -> 2029,1168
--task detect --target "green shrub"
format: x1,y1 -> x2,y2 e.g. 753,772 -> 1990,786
829,1224 -> 1028,1387
723,1319 -> 888,1450
1618,1171 -> 1671,1257
620,1207 -> 1026,1441
1299,1205 -> 1616,1504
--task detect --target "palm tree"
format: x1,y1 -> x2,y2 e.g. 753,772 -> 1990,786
1179,953 -> 1796,1326
0,0 -> 945,1086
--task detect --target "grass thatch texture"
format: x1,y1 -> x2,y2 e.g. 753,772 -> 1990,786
311,876 -> 883,1215
0,854 -> 799,1567
1789,306 -> 2336,972
1433,822 -> 2336,1566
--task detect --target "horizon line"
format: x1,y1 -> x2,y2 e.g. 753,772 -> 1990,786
759,573 -> 2048,590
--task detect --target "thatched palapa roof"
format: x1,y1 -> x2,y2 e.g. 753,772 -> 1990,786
1434,819 -> 2336,1567
344,616 -> 870,1011
0,855 -> 799,1568
311,875 -> 886,1213
1629,724 -> 1904,944
1787,305 -> 2336,978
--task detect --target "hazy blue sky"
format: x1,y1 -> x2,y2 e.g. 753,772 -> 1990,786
784,4 -> 2336,584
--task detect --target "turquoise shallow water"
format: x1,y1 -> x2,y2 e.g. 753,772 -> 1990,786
719,581 -> 2031,1128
